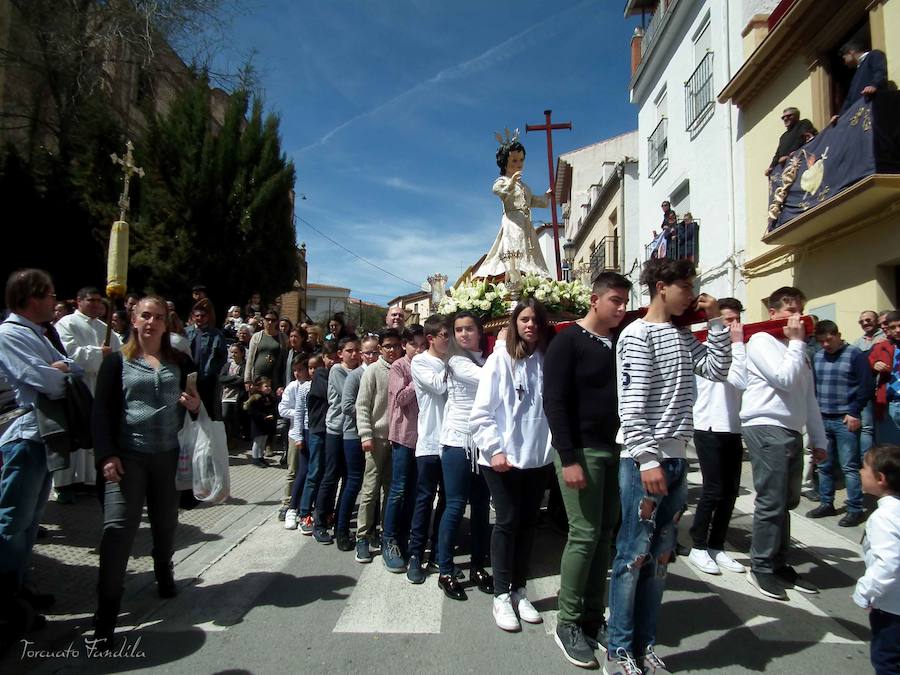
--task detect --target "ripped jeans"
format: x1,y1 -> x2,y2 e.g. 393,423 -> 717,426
607,458 -> 687,657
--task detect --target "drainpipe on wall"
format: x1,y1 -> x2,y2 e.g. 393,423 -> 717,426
723,0 -> 738,297
617,161 -> 626,278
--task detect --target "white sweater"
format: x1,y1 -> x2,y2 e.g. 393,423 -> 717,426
411,352 -> 446,458
278,379 -> 310,442
440,352 -> 485,449
469,348 -> 552,470
740,333 -> 827,448
694,341 -> 747,433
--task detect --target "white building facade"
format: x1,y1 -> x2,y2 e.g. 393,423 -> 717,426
306,283 -> 351,322
554,132 -> 640,299
626,0 -> 774,302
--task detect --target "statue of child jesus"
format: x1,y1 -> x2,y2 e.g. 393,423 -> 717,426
473,131 -> 552,279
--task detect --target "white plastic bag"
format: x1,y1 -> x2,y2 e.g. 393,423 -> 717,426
176,412 -> 197,491
184,404 -> 230,503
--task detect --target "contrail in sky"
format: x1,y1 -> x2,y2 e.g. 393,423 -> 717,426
295,0 -> 592,155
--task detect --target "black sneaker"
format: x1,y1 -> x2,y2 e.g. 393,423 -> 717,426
313,527 -> 333,545
438,573 -> 467,601
838,511 -> 866,527
277,507 -> 288,522
774,565 -> 818,594
747,570 -> 787,600
406,555 -> 426,584
335,531 -> 354,551
805,503 -> 836,518
582,617 -> 609,653
355,538 -> 372,563
555,621 -> 598,668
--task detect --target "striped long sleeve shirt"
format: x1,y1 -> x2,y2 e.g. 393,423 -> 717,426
616,318 -> 731,470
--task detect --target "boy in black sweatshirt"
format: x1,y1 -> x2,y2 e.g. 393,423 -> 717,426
543,272 -> 632,669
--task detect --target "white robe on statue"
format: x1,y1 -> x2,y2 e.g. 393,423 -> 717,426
473,175 -> 552,278
53,310 -> 121,486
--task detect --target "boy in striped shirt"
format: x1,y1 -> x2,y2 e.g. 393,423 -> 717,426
605,259 -> 731,675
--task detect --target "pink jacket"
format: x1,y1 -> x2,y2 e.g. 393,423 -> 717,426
388,354 -> 419,447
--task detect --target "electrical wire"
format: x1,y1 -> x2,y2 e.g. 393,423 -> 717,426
294,214 -> 422,290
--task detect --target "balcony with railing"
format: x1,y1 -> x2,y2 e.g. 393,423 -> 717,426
645,218 -> 700,262
589,235 -> 620,280
648,117 -> 668,178
685,51 -> 714,133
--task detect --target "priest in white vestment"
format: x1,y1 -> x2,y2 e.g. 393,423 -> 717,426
53,287 -> 121,498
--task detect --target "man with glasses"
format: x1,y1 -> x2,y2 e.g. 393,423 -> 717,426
54,287 -> 121,502
765,107 -> 817,177
353,329 -> 403,562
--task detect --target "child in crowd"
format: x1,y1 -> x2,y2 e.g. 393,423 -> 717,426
220,343 -> 247,450
335,335 -> 381,552
244,376 -> 277,467
853,444 -> 900,675
279,358 -> 311,530
298,354 -> 328,535
471,299 -> 555,633
406,315 -> 450,584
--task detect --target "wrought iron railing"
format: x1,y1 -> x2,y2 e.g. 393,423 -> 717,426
645,218 -> 701,262
589,235 -> 620,279
648,117 -> 668,177
685,51 -> 714,132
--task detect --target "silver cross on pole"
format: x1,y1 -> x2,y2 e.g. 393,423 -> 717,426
110,140 -> 144,222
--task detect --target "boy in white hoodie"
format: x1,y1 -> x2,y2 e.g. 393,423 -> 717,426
742,287 -> 826,601
406,316 -> 450,584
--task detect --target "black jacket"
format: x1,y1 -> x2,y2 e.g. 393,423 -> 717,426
92,351 -> 196,469
307,367 -> 330,434
770,119 -> 817,168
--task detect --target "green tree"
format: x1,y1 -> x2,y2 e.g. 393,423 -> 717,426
133,75 -> 298,316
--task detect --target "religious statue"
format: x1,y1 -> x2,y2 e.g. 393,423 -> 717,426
473,129 -> 552,279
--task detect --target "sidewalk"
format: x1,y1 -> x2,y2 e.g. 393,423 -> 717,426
2,445 -> 289,670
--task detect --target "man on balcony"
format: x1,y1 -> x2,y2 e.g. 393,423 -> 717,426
765,108 -> 817,177
832,41 -> 888,122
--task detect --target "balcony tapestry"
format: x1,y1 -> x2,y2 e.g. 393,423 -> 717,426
767,102 -> 875,232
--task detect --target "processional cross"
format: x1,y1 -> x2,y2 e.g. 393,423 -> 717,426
526,110 -> 571,281
111,140 -> 144,222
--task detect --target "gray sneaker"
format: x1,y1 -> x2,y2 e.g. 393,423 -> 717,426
355,538 -> 372,563
643,645 -> 669,673
603,648 -> 642,675
382,539 -> 406,573
554,621 -> 598,668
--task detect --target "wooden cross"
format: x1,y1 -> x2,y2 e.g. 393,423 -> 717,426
526,110 -> 572,281
110,140 -> 144,222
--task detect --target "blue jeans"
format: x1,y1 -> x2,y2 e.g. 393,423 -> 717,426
407,455 -> 445,560
0,440 -> 52,588
860,400 -> 874,455
607,458 -> 687,657
875,401 -> 900,445
437,446 -> 491,575
289,430 -> 311,511
817,417 -> 863,513
316,433 -> 345,527
382,443 -> 417,550
337,438 -> 365,534
299,431 -> 326,518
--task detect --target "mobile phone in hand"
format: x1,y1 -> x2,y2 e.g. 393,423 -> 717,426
186,372 -> 198,396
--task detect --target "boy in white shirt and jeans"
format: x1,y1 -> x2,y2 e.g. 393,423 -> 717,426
853,444 -> 900,675
741,287 -> 826,601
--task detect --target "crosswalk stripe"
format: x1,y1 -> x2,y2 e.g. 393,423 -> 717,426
333,561 -> 444,634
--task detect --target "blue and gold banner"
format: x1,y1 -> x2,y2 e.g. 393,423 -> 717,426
767,102 -> 875,232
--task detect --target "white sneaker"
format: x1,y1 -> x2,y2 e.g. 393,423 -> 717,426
492,593 -> 520,632
710,549 -> 745,573
687,548 -> 721,575
511,587 -> 542,624
283,509 -> 298,530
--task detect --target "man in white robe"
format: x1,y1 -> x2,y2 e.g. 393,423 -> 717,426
53,286 -> 121,501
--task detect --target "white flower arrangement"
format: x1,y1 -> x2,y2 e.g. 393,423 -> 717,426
437,275 -> 590,319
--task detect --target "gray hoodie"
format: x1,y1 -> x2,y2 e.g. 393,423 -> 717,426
341,364 -> 366,440
326,365 -> 355,435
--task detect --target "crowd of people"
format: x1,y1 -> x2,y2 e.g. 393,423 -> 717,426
1,263 -> 899,675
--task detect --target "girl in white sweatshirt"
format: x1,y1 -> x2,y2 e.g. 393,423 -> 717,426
470,299 -> 554,632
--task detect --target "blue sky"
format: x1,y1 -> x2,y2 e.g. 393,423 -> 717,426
212,1 -> 640,304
